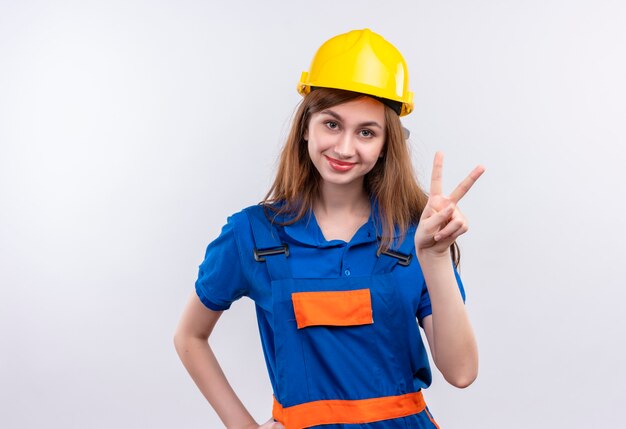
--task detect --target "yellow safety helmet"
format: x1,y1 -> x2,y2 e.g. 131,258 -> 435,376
297,29 -> 414,116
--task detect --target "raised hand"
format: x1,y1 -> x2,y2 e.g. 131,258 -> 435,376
414,152 -> 485,256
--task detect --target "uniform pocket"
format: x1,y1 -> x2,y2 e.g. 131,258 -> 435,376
291,288 -> 373,329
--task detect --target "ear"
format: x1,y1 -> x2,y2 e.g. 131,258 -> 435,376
303,128 -> 308,142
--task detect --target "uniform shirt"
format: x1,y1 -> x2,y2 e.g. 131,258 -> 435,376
195,205 -> 466,395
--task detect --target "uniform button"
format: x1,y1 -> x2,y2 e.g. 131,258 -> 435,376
344,269 -> 351,276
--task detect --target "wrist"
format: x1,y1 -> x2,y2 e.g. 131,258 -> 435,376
416,247 -> 451,262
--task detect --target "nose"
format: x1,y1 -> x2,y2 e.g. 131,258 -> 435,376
333,133 -> 356,159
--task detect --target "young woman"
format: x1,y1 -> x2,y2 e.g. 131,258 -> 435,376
174,29 -> 484,429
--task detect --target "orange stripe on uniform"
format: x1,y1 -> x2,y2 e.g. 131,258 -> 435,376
272,391 -> 426,429
291,288 -> 373,329
425,408 -> 440,429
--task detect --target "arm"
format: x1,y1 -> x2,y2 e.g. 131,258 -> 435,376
174,293 -> 279,429
419,253 -> 478,388
415,152 -> 484,388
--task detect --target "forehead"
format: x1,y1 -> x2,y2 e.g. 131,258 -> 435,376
317,96 -> 385,122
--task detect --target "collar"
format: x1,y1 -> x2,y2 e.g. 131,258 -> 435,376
283,207 -> 379,248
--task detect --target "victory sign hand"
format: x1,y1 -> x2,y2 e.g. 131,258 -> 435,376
414,152 -> 485,256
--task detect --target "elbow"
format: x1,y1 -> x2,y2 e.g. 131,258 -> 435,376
172,328 -> 193,355
435,342 -> 479,388
443,364 -> 478,389
173,332 -> 184,355
438,355 -> 479,388
448,376 -> 476,389
173,329 -> 209,356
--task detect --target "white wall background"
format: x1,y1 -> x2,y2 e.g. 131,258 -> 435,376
1,1 -> 625,428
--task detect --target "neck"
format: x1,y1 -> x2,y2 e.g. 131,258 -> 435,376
314,179 -> 370,218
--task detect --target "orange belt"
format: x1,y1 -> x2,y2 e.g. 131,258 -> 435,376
272,391 -> 426,429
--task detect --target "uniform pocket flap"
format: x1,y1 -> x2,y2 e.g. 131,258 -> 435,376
291,289 -> 373,329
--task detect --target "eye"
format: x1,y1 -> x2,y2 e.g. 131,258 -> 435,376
324,120 -> 339,130
359,129 -> 375,138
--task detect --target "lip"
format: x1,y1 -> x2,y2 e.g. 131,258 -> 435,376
324,155 -> 356,172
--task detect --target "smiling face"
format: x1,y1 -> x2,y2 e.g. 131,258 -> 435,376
305,96 -> 386,189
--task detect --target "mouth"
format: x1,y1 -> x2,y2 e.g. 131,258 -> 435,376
324,155 -> 357,172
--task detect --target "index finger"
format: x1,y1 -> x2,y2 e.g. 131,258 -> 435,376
430,151 -> 444,196
449,165 -> 486,203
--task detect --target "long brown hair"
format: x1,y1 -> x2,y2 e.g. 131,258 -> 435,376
263,87 -> 459,265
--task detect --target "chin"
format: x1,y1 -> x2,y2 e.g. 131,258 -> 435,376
319,173 -> 364,187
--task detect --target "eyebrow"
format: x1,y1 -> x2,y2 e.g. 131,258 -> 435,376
320,109 -> 383,129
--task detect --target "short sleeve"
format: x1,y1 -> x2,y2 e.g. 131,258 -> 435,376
416,264 -> 466,326
195,217 -> 250,311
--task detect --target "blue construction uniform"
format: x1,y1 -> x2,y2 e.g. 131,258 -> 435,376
195,204 -> 465,429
